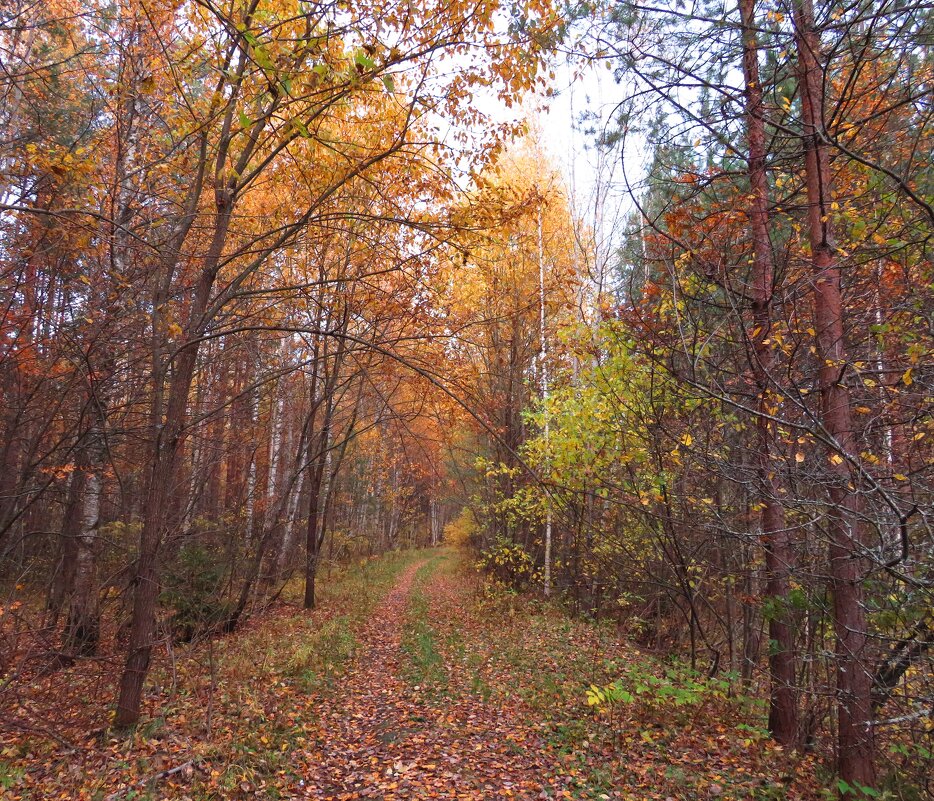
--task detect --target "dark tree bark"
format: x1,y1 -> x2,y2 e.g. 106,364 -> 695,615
872,620 -> 933,711
738,0 -> 798,747
115,198 -> 231,729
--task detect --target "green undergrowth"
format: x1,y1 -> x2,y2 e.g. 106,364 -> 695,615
280,551 -> 423,691
161,549 -> 421,702
426,549 -> 819,801
401,555 -> 448,694
194,549 -> 424,788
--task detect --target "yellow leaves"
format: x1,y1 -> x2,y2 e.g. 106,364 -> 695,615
894,473 -> 908,482
902,368 -> 913,386
680,433 -> 693,447
167,322 -> 184,339
674,250 -> 693,269
586,684 -> 605,706
829,453 -> 844,465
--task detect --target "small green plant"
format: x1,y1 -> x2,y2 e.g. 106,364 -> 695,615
586,660 -> 732,721
836,779 -> 887,799
735,721 -> 770,745
160,543 -> 231,641
0,761 -> 25,790
401,561 -> 447,689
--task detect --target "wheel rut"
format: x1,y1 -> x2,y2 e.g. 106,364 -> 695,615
298,558 -> 552,800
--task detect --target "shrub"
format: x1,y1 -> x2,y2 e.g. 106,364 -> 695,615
161,543 -> 230,641
443,507 -> 478,548
476,538 -> 537,590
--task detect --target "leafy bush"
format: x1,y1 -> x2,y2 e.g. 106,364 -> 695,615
475,538 -> 537,590
443,507 -> 478,547
160,543 -> 231,641
586,660 -> 733,713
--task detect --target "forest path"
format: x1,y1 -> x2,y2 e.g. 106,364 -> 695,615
3,549 -> 822,800
295,554 -> 554,800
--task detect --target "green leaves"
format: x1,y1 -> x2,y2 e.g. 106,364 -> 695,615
353,48 -> 376,72
837,779 -> 882,798
253,44 -> 274,72
237,27 -> 275,71
586,682 -> 634,708
585,661 -> 731,717
476,539 -> 537,590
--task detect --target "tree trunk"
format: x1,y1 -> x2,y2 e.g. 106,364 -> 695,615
303,421 -> 329,609
114,194 -> 232,729
243,383 -> 260,544
303,436 -> 325,611
739,0 -> 797,746
48,466 -> 84,628
114,445 -> 172,729
63,455 -> 102,655
794,0 -> 875,785
276,466 -> 306,576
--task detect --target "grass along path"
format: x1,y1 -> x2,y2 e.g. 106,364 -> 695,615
417,550 -> 823,801
3,548 -> 825,800
1,550 -> 420,800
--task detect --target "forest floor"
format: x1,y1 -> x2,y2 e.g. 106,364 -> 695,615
0,548 -> 825,800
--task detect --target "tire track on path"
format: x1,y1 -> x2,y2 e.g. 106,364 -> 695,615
298,556 -> 553,800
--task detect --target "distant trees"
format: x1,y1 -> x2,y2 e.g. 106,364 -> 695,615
439,140 -> 583,556
0,0 -> 555,731
457,0 -> 932,792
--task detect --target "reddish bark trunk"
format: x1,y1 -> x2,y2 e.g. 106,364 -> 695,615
115,200 -> 232,729
794,0 -> 876,786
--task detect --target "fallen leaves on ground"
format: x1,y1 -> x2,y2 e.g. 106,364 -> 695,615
0,549 -> 824,799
